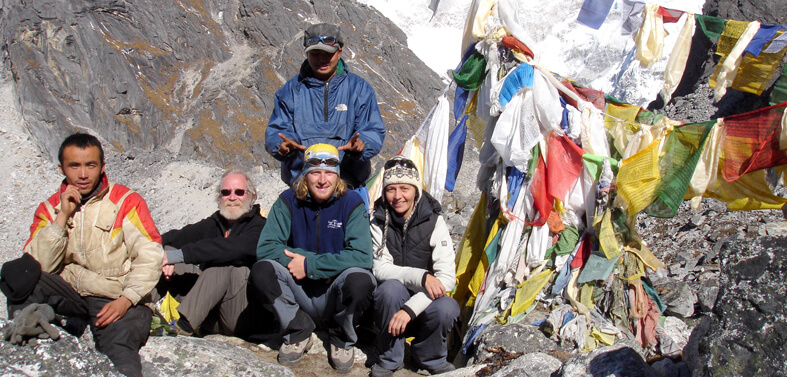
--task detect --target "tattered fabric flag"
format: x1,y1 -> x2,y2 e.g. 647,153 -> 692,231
617,135 -> 664,216
445,115 -> 468,191
733,31 -> 787,96
582,154 -> 619,181
510,269 -> 554,318
621,0 -> 646,36
646,121 -> 714,218
763,30 -> 787,53
453,44 -> 478,119
696,14 -> 726,40
547,133 -> 586,206
641,278 -> 666,313
453,50 -> 488,91
661,13 -> 695,102
721,101 -> 787,182
529,154 -> 550,227
453,193 -> 489,308
744,24 -> 783,57
636,3 -> 666,67
577,250 -> 621,284
656,6 -> 683,23
576,0 -> 615,30
545,226 -> 580,260
423,96 -> 450,202
506,166 -> 526,211
499,63 -> 534,107
771,64 -> 787,106
710,20 -> 761,101
501,35 -> 534,61
570,232 -> 594,269
708,168 -> 787,211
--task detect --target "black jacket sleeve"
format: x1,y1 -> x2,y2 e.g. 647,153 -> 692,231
162,207 -> 267,268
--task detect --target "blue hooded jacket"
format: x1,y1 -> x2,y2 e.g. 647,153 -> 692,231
265,60 -> 386,187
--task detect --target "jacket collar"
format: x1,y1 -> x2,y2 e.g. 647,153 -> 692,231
298,59 -> 347,86
58,173 -> 110,205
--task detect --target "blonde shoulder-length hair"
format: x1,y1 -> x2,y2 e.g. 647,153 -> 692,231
295,174 -> 348,200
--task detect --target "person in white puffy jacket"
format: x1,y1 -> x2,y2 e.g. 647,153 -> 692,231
369,156 -> 459,377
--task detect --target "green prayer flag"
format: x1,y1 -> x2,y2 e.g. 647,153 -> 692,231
452,51 -> 487,91
695,14 -> 726,40
770,64 -> 787,106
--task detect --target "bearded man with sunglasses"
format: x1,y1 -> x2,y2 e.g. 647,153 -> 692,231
250,144 -> 376,373
157,169 -> 267,338
265,22 -> 385,190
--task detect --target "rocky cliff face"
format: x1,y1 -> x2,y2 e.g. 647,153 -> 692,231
0,0 -> 443,169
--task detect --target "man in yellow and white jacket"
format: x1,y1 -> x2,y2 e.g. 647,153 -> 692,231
1,133 -> 162,377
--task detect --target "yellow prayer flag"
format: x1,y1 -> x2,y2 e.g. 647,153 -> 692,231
510,269 -> 554,317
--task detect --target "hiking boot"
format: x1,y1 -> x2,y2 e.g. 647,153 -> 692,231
277,335 -> 313,366
173,317 -> 194,336
426,362 -> 455,375
329,344 -> 354,373
369,363 -> 395,377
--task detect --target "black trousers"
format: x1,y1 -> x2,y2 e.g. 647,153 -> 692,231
7,272 -> 151,377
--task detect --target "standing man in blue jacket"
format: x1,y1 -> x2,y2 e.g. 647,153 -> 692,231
265,22 -> 386,189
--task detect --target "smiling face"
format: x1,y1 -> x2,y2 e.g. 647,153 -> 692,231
218,173 -> 254,222
305,169 -> 338,203
58,145 -> 105,197
306,48 -> 342,81
384,183 -> 417,219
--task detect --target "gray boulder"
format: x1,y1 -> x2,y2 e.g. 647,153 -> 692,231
141,335 -> 293,376
490,352 -> 563,377
0,319 -> 122,376
558,342 -> 656,377
469,322 -> 571,365
684,236 -> 787,376
657,281 -> 697,318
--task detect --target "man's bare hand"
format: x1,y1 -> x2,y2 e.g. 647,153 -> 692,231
424,274 -> 446,299
95,297 -> 132,327
337,133 -> 365,153
161,252 -> 175,280
388,309 -> 411,337
284,249 -> 306,280
55,185 -> 82,227
277,133 -> 305,156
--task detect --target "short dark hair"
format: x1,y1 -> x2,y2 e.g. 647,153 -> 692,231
58,133 -> 105,165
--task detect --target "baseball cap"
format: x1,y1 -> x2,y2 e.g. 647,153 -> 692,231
303,23 -> 344,53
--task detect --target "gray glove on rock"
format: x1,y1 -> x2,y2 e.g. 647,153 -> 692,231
1,303 -> 60,346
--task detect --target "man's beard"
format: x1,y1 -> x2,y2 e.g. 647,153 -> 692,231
219,199 -> 253,221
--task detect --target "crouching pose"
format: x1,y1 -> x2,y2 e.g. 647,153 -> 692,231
0,133 -> 163,377
158,169 -> 267,337
369,157 -> 459,377
250,144 -> 376,373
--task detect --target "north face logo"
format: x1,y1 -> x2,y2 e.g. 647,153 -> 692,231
327,219 -> 343,229
335,104 -> 348,111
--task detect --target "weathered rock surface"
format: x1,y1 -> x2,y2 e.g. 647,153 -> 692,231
469,322 -> 573,366
558,342 -> 655,377
489,352 -> 563,377
0,0 -> 443,169
0,318 -> 121,376
684,236 -> 787,376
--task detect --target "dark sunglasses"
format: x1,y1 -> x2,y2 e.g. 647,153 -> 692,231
384,158 -> 417,170
220,189 -> 247,197
306,36 -> 340,47
305,157 -> 341,167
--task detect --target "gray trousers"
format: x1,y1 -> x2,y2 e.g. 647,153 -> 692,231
157,264 -> 256,336
373,279 -> 460,371
176,265 -> 251,336
249,260 -> 376,348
